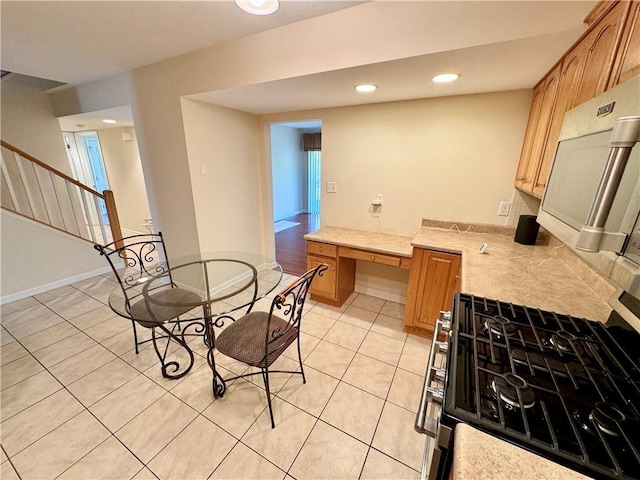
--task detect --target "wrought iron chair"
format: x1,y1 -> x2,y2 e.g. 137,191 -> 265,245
215,263 -> 327,428
95,232 -> 202,378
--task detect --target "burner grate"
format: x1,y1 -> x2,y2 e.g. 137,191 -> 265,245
444,293 -> 640,479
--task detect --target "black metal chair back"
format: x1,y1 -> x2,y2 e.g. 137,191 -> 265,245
215,262 -> 328,427
95,232 -> 170,315
262,263 -> 327,365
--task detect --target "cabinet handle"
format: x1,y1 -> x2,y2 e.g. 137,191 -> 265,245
319,247 -> 323,252
371,256 -> 375,261
455,274 -> 461,279
518,176 -> 525,181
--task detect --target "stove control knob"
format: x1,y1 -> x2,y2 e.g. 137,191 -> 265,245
439,311 -> 452,332
431,389 -> 444,404
436,341 -> 449,354
434,369 -> 446,382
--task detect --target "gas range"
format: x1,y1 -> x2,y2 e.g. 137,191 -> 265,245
440,293 -> 640,479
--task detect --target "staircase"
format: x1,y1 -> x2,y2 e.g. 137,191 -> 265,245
1,140 -> 123,246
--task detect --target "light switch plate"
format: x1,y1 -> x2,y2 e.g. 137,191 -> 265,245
326,181 -> 337,193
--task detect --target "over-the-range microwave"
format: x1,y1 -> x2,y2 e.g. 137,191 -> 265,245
537,74 -> 640,301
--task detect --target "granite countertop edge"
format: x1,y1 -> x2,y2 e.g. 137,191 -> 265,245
303,226 -> 414,257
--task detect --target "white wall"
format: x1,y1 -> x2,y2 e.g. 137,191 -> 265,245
181,99 -> 266,253
0,74 -> 112,301
1,74 -> 70,173
41,5 -> 539,300
260,90 -> 532,301
48,0 -> 566,259
271,124 -> 306,221
97,127 -> 151,232
1,211 -> 107,302
261,89 -> 532,235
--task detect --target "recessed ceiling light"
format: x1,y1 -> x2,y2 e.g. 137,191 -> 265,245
235,0 -> 279,15
432,73 -> 460,84
103,119 -> 117,124
355,84 -> 378,93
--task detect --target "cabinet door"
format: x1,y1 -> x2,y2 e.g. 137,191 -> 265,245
532,51 -> 586,197
405,249 -> 461,334
307,255 -> 336,300
515,83 -> 545,191
610,0 -> 640,86
518,68 -> 560,196
525,70 -> 560,194
573,1 -> 627,107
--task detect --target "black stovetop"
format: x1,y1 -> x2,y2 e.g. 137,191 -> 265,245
443,293 -> 640,479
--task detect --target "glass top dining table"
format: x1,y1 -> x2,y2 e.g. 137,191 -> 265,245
107,251 -> 284,392
108,251 -> 284,320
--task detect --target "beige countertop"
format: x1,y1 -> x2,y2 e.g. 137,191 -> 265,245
412,225 -> 612,321
304,226 -> 414,257
452,424 -> 592,480
305,224 -> 612,321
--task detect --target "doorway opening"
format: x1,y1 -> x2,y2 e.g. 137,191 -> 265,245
270,120 -> 321,275
63,130 -> 110,223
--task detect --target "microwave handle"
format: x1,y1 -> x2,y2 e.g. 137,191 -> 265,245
576,116 -> 640,253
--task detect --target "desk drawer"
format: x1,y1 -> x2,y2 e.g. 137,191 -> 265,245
340,247 -> 401,267
307,241 -> 337,258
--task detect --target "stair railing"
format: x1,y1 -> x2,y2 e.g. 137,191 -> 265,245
1,140 -> 123,247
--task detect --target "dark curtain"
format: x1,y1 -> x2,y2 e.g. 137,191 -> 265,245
303,133 -> 321,151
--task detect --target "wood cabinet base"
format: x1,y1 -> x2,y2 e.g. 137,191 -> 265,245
403,324 -> 434,339
307,240 -> 409,308
403,248 -> 461,337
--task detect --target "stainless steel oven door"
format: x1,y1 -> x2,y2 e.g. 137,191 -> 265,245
415,313 -> 451,480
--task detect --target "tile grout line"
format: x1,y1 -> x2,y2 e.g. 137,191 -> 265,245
4,284 -> 421,479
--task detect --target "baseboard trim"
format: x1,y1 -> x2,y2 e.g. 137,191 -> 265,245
1,266 -> 113,305
354,285 -> 406,305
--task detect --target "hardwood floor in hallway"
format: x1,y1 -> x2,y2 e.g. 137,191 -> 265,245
275,213 -> 319,276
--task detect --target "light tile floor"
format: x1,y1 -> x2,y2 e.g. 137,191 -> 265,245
0,272 -> 431,480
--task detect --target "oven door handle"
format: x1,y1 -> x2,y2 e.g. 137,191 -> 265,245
415,315 -> 449,437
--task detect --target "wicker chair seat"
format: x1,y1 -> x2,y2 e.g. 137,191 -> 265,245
216,311 -> 297,368
129,288 -> 201,328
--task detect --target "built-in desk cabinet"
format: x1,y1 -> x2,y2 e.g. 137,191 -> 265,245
307,238 -> 457,338
306,240 -> 411,307
307,241 -> 355,307
403,248 -> 461,338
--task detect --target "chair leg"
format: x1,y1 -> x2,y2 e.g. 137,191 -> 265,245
296,334 -> 306,384
152,324 -> 195,380
131,320 -> 139,354
262,367 -> 276,428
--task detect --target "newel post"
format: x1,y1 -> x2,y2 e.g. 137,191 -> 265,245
103,190 -> 124,249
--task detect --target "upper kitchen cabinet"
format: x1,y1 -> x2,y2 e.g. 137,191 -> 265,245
609,0 -> 640,86
514,0 -> 631,199
514,72 -> 556,193
572,1 -> 629,106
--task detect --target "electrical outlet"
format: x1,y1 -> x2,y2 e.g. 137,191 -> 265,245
498,201 -> 511,216
326,182 -> 337,193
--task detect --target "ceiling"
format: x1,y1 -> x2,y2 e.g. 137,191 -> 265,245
1,0 -> 363,86
1,0 -> 598,128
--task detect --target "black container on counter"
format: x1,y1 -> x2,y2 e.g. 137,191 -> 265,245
514,215 -> 540,245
